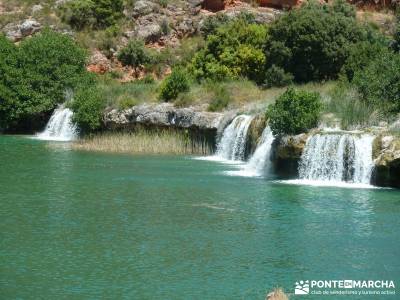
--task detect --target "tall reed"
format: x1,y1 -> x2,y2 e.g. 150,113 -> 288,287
72,129 -> 213,155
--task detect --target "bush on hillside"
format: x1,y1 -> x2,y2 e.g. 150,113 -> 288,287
0,30 -> 88,131
190,18 -> 268,83
60,0 -> 123,30
159,68 -> 190,101
341,41 -> 389,81
207,83 -> 232,112
262,65 -> 294,88
353,50 -> 400,113
394,13 -> 400,52
200,12 -> 255,37
266,0 -> 369,82
70,86 -> 106,132
267,88 -> 322,135
117,40 -> 152,74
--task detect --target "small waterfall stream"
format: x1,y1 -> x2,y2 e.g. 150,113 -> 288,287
227,126 -> 275,177
299,133 -> 375,184
215,115 -> 253,161
36,105 -> 77,141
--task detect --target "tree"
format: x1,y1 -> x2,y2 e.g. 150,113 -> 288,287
117,40 -> 152,76
189,18 -> 268,83
267,88 -> 322,135
0,29 -> 88,131
70,86 -> 106,132
0,35 -> 19,130
267,0 -> 367,82
353,51 -> 400,113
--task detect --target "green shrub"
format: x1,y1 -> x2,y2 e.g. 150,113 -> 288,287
159,68 -> 190,101
190,18 -> 268,83
117,40 -> 152,74
0,35 -> 19,130
60,0 -> 123,30
0,29 -> 88,131
341,41 -> 388,82
60,0 -> 96,30
70,86 -> 106,132
267,0 -> 368,82
96,25 -> 121,58
207,84 -> 232,112
353,50 -> 400,113
142,74 -> 155,84
267,88 -> 322,135
394,13 -> 400,52
200,14 -> 230,37
263,65 -> 293,88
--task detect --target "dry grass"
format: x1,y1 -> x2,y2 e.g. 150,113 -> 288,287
72,130 -> 213,155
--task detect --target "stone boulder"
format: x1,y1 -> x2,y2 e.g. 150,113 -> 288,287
31,4 -> 43,14
245,115 -> 266,158
271,133 -> 308,177
86,50 -> 111,74
132,0 -> 159,18
3,19 -> 41,42
372,135 -> 400,188
136,23 -> 162,42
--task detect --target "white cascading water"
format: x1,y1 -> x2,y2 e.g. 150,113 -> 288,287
228,126 -> 275,177
215,115 -> 253,161
299,133 -> 375,184
36,105 -> 77,141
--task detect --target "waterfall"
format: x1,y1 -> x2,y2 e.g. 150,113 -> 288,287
299,133 -> 374,184
36,105 -> 77,141
227,126 -> 275,177
215,115 -> 253,161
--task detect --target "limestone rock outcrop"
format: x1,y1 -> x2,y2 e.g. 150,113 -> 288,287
372,135 -> 400,188
104,103 -> 231,133
271,133 -> 308,177
3,19 -> 41,42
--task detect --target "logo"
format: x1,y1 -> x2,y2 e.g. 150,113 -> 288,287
293,279 -> 396,296
295,280 -> 310,295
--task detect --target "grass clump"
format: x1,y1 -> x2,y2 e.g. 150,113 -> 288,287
72,129 -> 213,155
97,76 -> 159,109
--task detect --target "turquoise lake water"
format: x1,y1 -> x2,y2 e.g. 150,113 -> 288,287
1,136 -> 399,299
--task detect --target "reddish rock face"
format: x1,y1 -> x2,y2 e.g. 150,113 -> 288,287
203,0 -> 226,11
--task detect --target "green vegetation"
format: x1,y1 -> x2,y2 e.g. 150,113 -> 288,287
394,12 -> 400,52
70,86 -> 106,133
117,39 -> 152,74
325,84 -> 383,129
1,0 -> 399,135
73,130 -> 213,155
0,29 -> 89,131
353,50 -> 400,113
159,68 -> 190,101
59,0 -> 124,30
189,18 -> 267,83
207,83 -> 232,112
267,88 -> 322,135
97,75 -> 158,109
267,0 -> 372,82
